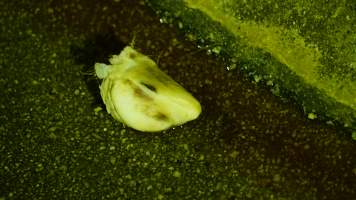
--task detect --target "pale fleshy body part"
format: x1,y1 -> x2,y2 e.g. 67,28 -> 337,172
94,46 -> 201,132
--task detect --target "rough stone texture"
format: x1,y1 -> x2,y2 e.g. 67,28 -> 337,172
147,0 -> 356,131
1,0 -> 356,199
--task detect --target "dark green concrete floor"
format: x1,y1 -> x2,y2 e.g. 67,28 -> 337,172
0,0 -> 355,199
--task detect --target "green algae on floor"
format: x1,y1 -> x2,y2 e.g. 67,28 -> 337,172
147,0 -> 356,131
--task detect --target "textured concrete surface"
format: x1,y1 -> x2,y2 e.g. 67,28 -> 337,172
1,0 -> 355,199
148,0 -> 356,132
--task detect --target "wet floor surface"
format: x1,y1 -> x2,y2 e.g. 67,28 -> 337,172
1,0 -> 355,199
